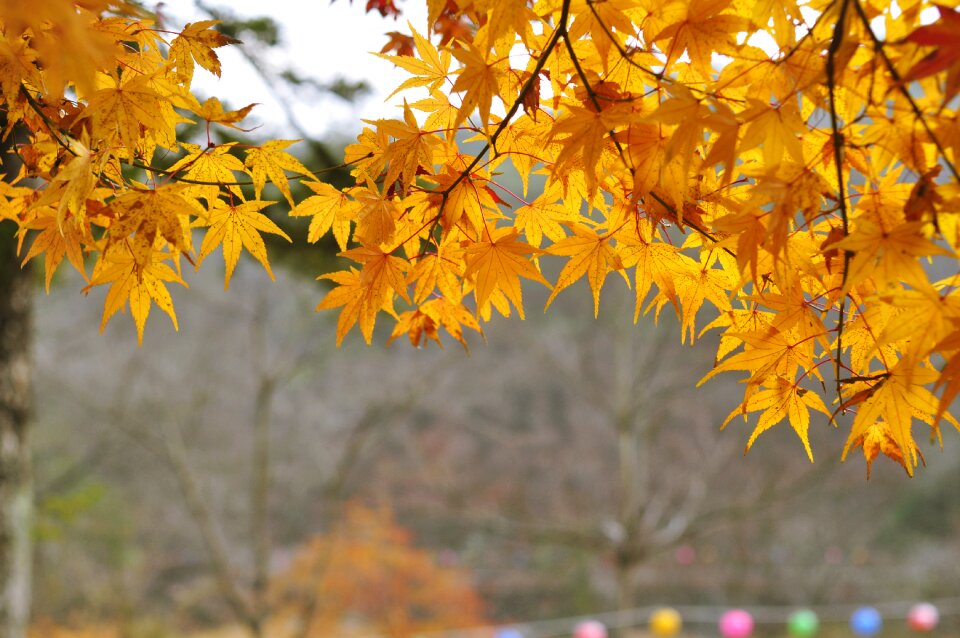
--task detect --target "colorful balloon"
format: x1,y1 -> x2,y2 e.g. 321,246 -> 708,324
907,603 -> 939,632
574,620 -> 608,638
650,607 -> 683,637
851,607 -> 883,637
719,609 -> 754,638
787,609 -> 819,638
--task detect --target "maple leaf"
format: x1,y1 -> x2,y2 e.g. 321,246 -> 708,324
551,102 -> 631,197
320,247 -> 411,344
831,220 -> 954,291
723,377 -> 830,462
650,0 -> 748,78
514,183 -> 575,248
81,73 -> 171,152
377,102 -> 439,192
84,240 -> 185,344
545,224 -> 624,317
110,186 -> 195,242
378,25 -> 451,98
167,143 -> 246,204
350,181 -> 400,247
389,297 -> 481,350
189,96 -> 258,131
344,126 -> 389,183
738,98 -> 805,168
845,421 -> 922,479
289,181 -> 358,249
841,362 -> 959,476
19,207 -> 89,291
700,326 -> 815,387
450,41 -> 505,128
168,20 -> 240,84
407,242 -> 465,304
381,32 -> 415,57
617,225 -> 693,322
427,169 -> 500,234
463,225 -> 550,318
197,198 -> 292,290
33,138 -> 98,222
244,140 -> 313,206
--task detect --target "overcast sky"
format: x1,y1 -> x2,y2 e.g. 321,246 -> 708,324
155,0 -> 429,143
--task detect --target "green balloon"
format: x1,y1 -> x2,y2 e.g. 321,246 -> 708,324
788,610 -> 819,638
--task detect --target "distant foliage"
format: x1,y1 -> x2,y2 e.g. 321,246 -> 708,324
270,502 -> 487,637
5,0 -> 960,475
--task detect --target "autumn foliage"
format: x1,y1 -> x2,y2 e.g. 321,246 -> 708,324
3,0 -> 960,475
269,503 -> 486,637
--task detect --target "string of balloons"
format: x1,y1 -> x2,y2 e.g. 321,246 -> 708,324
398,597 -> 960,638
489,601 -> 948,638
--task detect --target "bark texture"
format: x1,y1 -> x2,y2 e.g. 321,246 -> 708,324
0,227 -> 32,638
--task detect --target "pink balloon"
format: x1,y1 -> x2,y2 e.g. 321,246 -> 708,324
719,609 -> 754,638
907,603 -> 939,632
573,620 -> 608,638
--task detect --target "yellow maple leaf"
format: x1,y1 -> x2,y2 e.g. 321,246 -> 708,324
514,184 -> 575,248
103,185 -> 196,255
19,207 -> 89,291
832,220 -> 955,291
81,73 -> 170,152
167,143 -> 246,204
84,239 -> 185,344
350,181 -> 400,247
842,362 -> 959,476
244,140 -> 313,206
168,20 -> 239,84
378,24 -> 451,98
450,42 -> 505,128
289,181 -> 358,248
546,224 -> 624,317
650,0 -> 748,78
389,296 -> 481,350
407,242 -> 465,304
463,225 -> 550,318
189,96 -> 258,130
197,198 -> 291,289
844,420 -> 921,479
377,102 -> 439,192
321,246 -> 411,344
316,268 -> 366,346
700,325 -> 815,387
723,377 -> 830,462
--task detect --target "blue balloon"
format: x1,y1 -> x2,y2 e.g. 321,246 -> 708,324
495,629 -> 524,638
851,607 -> 883,637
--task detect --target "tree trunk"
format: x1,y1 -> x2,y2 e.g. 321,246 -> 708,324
0,226 -> 33,638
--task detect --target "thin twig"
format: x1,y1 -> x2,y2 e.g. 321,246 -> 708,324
826,0 -> 852,403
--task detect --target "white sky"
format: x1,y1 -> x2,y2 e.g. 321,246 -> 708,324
155,0 -> 429,143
